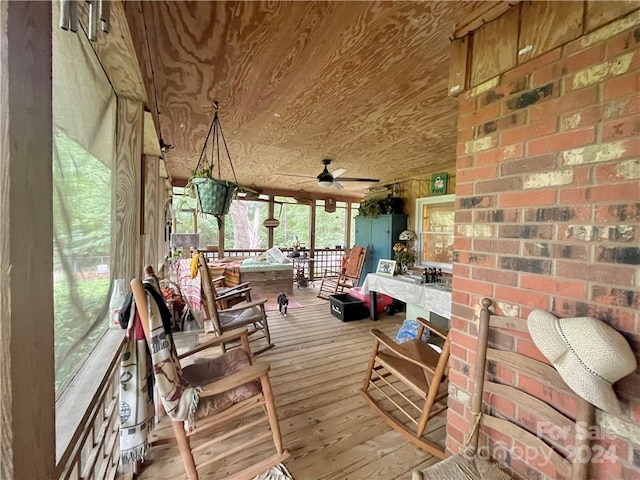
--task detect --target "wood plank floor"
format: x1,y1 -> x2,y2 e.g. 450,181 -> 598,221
137,287 -> 444,480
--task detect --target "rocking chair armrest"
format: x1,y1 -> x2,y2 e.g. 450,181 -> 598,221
220,297 -> 268,313
210,275 -> 226,285
215,287 -> 252,302
370,329 -> 441,371
415,317 -> 449,341
229,281 -> 251,291
177,327 -> 249,360
322,268 -> 342,277
199,362 -> 270,397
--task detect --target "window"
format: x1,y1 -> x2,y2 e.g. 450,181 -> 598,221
315,201 -> 348,249
273,197 -> 310,249
53,4 -> 116,391
226,199 -> 268,248
415,194 -> 455,272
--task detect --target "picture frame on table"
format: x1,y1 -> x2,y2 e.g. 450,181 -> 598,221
376,259 -> 396,277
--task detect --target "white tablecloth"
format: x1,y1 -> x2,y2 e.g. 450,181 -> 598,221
361,273 -> 452,319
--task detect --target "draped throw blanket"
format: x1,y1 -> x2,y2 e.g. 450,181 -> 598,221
119,277 -> 201,466
147,281 -> 202,425
119,305 -> 154,465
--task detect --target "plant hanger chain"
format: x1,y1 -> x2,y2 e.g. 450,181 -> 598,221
193,101 -> 239,186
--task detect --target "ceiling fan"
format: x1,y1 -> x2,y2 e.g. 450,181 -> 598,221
315,159 -> 380,189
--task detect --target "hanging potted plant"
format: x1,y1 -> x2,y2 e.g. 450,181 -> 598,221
188,102 -> 239,216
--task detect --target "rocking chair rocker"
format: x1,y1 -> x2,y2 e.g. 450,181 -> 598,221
360,317 -> 451,458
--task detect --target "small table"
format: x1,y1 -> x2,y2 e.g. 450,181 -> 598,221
361,273 -> 452,322
291,257 -> 315,288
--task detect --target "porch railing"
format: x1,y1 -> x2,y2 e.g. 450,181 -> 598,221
56,332 -> 124,480
200,247 -> 346,280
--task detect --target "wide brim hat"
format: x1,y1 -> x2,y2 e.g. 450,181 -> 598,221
527,310 -> 636,415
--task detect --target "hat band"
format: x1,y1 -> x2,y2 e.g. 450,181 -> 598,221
556,321 -> 611,385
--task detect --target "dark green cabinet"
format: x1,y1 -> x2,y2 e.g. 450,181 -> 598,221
355,214 -> 407,281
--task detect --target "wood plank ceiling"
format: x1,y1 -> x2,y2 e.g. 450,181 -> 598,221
133,1 -> 482,197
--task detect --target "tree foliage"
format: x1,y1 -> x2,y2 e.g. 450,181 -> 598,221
53,132 -> 111,390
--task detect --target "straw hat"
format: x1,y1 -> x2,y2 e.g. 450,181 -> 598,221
527,310 -> 637,415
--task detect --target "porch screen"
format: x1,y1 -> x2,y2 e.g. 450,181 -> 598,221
52,1 -> 117,391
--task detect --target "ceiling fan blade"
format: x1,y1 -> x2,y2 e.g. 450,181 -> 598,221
332,181 -> 344,190
272,173 -> 315,179
332,168 -> 347,179
334,177 -> 380,183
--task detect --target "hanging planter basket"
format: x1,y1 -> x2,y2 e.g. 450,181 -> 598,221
187,101 -> 245,216
194,178 -> 238,215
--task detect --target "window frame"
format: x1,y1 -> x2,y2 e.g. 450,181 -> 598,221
414,194 -> 455,273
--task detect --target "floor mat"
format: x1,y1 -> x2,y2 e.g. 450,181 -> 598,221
262,293 -> 304,312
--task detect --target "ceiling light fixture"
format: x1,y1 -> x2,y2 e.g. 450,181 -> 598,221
317,160 -> 335,187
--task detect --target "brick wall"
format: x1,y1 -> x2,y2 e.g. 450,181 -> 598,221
448,14 -> 640,479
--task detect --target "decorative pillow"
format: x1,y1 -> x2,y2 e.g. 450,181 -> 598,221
182,348 -> 261,419
265,247 -> 291,264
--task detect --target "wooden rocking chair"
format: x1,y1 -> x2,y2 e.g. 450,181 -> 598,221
209,272 -> 252,309
130,278 -> 289,480
412,298 -> 595,480
360,318 -> 451,458
198,254 -> 274,354
317,246 -> 367,299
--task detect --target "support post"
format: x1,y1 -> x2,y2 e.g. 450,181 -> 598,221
0,2 -> 56,477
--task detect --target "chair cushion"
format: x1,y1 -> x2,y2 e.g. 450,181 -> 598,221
218,305 -> 263,329
413,453 -> 512,480
182,348 -> 261,418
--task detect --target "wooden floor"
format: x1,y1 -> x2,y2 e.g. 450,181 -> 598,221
137,286 -> 444,480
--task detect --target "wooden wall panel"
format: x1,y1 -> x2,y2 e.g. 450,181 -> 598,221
519,1 -> 584,64
78,0 -> 146,102
143,155 -> 159,269
470,5 -> 519,87
586,1 -> 640,32
454,1 -> 516,38
114,98 -> 144,282
156,181 -> 171,270
448,37 -> 469,96
0,3 -> 55,478
395,169 -> 456,232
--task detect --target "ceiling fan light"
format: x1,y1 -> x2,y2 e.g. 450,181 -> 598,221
318,179 -> 333,187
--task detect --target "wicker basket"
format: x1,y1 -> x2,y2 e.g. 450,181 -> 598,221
194,178 -> 238,215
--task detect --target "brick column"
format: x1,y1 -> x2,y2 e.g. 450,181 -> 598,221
449,15 -> 640,479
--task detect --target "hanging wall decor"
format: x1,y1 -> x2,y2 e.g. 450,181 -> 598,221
60,0 -> 110,40
431,173 -> 449,195
188,102 -> 240,216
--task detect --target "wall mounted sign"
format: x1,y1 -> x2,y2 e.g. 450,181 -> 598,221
431,173 -> 448,195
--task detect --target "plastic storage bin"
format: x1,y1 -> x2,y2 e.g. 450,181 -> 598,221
349,287 -> 393,313
328,294 -> 369,322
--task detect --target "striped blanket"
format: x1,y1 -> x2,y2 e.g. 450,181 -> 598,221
119,277 -> 200,467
